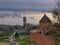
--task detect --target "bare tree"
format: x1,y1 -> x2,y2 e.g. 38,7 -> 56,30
52,0 -> 60,23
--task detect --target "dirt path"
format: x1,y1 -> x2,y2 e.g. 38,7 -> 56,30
0,42 -> 10,45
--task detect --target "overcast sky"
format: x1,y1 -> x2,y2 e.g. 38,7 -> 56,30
0,13 -> 56,25
0,0 -> 56,12
0,0 -> 57,25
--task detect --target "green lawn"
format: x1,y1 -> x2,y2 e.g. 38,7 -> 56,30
0,36 -> 8,42
0,32 -> 31,45
16,32 -> 31,45
17,39 -> 31,45
0,32 -> 13,42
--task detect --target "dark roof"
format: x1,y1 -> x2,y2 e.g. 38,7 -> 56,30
39,14 -> 52,22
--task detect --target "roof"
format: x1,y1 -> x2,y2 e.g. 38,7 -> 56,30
39,14 -> 52,22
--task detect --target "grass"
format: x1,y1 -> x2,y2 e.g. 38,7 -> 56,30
0,32 -> 31,45
0,32 -> 14,42
15,32 -> 31,45
0,36 -> 8,42
17,39 -> 31,45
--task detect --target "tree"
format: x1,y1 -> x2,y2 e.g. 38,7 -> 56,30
53,23 -> 60,28
26,23 -> 38,31
14,32 -> 19,38
52,0 -> 60,23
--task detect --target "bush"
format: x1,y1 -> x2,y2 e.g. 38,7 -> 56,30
53,23 -> 60,28
14,32 -> 19,37
19,32 -> 30,36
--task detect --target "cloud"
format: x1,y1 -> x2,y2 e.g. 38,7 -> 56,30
0,16 -> 23,25
0,11 -> 22,18
0,0 -> 56,11
0,0 -> 56,18
0,13 -> 55,25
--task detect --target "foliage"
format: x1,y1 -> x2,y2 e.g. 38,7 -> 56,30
52,0 -> 60,15
18,32 -> 30,36
31,25 -> 38,29
14,32 -> 19,37
46,31 -> 55,35
14,25 -> 23,30
26,23 -> 38,31
46,31 -> 60,40
53,34 -> 60,40
0,25 -> 23,36
53,23 -> 60,28
52,0 -> 60,21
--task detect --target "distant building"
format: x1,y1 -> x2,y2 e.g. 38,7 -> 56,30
23,16 -> 26,29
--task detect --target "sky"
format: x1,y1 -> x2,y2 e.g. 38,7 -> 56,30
0,12 -> 57,25
0,0 -> 56,12
0,0 -> 57,25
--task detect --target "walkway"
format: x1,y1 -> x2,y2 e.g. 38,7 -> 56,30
0,42 -> 10,45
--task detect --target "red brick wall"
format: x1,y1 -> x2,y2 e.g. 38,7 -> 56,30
39,22 -> 52,30
30,32 -> 56,45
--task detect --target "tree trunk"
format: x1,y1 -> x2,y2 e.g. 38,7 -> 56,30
57,15 -> 60,23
